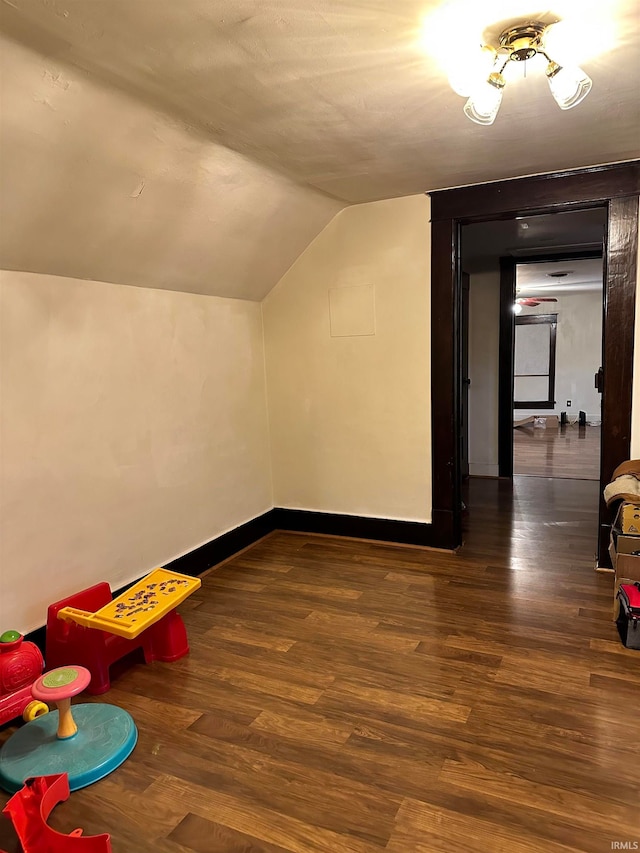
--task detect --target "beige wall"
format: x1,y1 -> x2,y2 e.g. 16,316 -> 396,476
263,195 -> 432,522
0,36 -> 341,301
0,271 -> 273,632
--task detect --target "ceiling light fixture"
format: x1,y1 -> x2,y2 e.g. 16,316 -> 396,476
459,21 -> 592,125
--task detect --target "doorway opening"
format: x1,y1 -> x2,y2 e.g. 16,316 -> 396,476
428,162 -> 638,566
460,208 -> 606,486
512,256 -> 604,480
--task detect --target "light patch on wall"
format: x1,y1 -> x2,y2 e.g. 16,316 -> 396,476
43,70 -> 70,90
329,285 -> 376,337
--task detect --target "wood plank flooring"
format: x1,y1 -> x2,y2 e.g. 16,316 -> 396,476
1,478 -> 638,852
513,424 -> 601,479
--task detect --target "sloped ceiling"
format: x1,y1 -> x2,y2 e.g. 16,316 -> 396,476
2,0 -> 639,204
1,1 -> 638,297
0,35 -> 341,299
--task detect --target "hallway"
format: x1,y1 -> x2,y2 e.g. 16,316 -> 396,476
463,474 -> 601,561
513,424 -> 601,480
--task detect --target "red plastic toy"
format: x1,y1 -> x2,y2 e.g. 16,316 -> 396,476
2,773 -> 111,852
0,631 -> 48,726
46,582 -> 190,694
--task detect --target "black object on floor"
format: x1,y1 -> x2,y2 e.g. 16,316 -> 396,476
616,583 -> 640,650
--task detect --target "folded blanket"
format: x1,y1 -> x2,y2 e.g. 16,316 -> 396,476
604,459 -> 640,506
611,460 -> 640,480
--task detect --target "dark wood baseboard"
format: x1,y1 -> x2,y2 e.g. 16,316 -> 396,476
25,507 -> 444,650
24,510 -> 276,652
24,625 -> 47,655
272,508 -> 442,548
165,510 -> 277,577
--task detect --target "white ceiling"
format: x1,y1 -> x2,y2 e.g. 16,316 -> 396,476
2,0 -> 639,203
516,257 -> 604,296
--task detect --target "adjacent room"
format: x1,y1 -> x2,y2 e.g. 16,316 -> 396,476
1,2 -> 639,852
462,208 -> 606,483
513,257 -> 604,480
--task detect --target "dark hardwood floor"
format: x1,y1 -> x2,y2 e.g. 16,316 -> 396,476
513,424 -> 601,480
1,478 -> 638,852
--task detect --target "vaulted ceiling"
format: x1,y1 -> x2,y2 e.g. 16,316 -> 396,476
4,0 -> 639,201
0,36 -> 341,300
1,0 -> 638,297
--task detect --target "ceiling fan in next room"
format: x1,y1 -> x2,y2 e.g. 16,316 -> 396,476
517,296 -> 558,307
513,296 -> 557,314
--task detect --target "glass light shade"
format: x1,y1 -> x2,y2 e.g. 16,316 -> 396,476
448,45 -> 497,97
463,73 -> 505,125
543,17 -> 616,67
546,63 -> 592,109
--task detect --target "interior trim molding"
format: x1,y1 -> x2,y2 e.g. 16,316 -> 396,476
430,162 -> 640,222
25,507 -> 447,649
598,195 -> 639,566
273,508 -> 446,548
165,510 -> 277,577
498,256 -> 516,478
429,159 -> 640,564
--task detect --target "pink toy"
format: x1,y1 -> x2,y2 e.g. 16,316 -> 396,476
32,667 -> 91,739
2,773 -> 111,852
0,631 -> 48,726
46,581 -> 191,694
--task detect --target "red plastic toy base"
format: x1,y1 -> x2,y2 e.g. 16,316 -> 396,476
2,773 -> 111,852
46,583 -> 190,694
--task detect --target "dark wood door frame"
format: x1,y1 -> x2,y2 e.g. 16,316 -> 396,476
498,248 -> 604,478
429,161 -> 639,565
460,272 -> 470,480
498,257 -> 516,478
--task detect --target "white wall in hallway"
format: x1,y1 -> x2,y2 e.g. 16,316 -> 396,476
515,290 -> 603,421
468,271 -> 500,476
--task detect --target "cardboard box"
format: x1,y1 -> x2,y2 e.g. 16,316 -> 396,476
616,553 -> 640,581
620,503 -> 640,534
513,415 -> 559,429
612,526 -> 640,555
611,504 -> 640,554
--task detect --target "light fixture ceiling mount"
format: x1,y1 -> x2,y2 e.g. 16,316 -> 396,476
458,20 -> 593,125
499,22 -> 546,61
